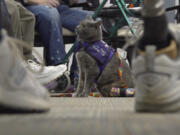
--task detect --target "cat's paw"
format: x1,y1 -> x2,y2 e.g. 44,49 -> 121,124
79,92 -> 89,97
72,92 -> 81,97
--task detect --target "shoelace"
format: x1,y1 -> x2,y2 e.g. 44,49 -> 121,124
27,59 -> 42,71
2,30 -> 45,73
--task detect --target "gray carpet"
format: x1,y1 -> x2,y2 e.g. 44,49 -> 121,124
0,98 -> 180,135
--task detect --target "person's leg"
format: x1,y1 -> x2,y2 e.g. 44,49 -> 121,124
1,0 -> 13,37
16,2 -> 35,60
5,0 -> 24,54
5,0 -> 35,60
57,4 -> 93,31
0,1 -> 49,113
5,0 -> 22,39
26,5 -> 66,66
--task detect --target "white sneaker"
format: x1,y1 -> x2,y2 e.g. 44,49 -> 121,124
0,30 -> 49,112
132,45 -> 180,112
27,59 -> 67,85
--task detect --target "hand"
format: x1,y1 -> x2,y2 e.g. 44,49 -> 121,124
47,0 -> 60,7
33,0 -> 60,7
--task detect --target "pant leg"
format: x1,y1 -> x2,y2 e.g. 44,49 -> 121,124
57,4 -> 93,31
17,3 -> 35,46
26,6 -> 66,66
5,0 -> 22,39
16,2 -> 35,60
5,0 -> 24,54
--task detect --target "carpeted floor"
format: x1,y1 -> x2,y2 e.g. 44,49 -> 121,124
0,97 -> 180,135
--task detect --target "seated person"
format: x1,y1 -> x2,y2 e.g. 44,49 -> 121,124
3,0 -> 67,88
22,0 -> 93,66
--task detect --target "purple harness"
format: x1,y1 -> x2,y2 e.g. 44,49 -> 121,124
76,40 -> 114,82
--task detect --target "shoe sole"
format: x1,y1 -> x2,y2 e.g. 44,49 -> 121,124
135,100 -> 180,113
0,87 -> 50,112
135,85 -> 180,113
134,78 -> 180,113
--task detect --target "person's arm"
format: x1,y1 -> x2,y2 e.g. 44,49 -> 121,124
25,0 -> 46,5
25,0 -> 60,7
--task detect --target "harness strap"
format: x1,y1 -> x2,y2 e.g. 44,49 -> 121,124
117,52 -> 128,88
95,49 -> 114,83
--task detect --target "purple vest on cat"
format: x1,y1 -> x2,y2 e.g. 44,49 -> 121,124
76,40 -> 114,82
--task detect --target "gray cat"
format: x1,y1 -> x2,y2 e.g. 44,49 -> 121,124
73,16 -> 134,97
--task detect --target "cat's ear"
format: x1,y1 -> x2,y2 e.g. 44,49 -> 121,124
95,19 -> 102,27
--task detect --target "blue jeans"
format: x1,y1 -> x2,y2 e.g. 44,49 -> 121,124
26,4 -> 93,65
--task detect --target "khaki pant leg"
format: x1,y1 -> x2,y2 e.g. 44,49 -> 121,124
5,0 -> 22,40
5,0 -> 35,60
5,0 -> 23,54
17,3 -> 35,46
16,3 -> 35,59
